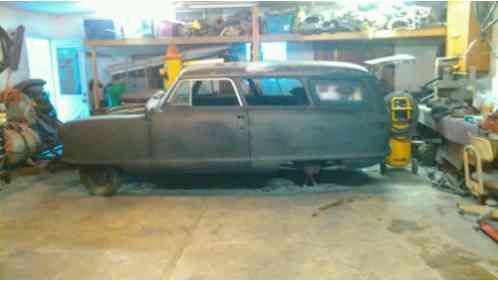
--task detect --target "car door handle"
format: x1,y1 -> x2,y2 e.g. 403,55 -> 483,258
374,121 -> 388,128
237,115 -> 245,130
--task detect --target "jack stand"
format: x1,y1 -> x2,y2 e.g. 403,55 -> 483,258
0,171 -> 10,185
303,165 -> 320,186
457,202 -> 498,219
457,202 -> 498,242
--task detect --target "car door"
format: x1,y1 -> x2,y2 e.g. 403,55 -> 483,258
306,77 -> 389,162
241,76 -> 388,169
239,76 -> 316,168
150,78 -> 250,173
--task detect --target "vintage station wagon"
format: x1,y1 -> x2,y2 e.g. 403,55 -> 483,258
61,61 -> 390,196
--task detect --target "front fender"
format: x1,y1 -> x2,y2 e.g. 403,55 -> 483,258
61,114 -> 150,166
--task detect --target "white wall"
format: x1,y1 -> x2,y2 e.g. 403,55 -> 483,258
491,9 -> 498,96
287,40 -> 441,92
0,4 -> 85,90
287,42 -> 314,61
394,39 -> 442,92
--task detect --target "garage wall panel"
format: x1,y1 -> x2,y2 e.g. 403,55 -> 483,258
0,4 -> 85,90
491,8 -> 498,96
287,42 -> 314,61
394,39 -> 443,92
313,41 -> 395,89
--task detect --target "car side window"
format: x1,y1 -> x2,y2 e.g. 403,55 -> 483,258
169,80 -> 191,106
310,79 -> 365,106
191,80 -> 240,106
169,79 -> 240,107
241,78 -> 308,106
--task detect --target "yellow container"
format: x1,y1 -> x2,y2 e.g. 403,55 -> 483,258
165,59 -> 182,87
386,137 -> 411,167
447,0 -> 490,72
0,112 -> 6,126
390,96 -> 412,131
161,45 -> 183,89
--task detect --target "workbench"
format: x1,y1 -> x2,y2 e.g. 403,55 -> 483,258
419,104 -> 480,145
418,104 -> 481,169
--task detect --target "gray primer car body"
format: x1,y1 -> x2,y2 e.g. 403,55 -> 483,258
61,61 -> 390,175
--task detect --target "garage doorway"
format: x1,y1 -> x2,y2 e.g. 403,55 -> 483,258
25,38 -> 90,122
25,37 -> 57,107
52,40 -> 90,121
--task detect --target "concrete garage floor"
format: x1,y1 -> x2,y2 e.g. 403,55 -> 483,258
1,168 -> 498,279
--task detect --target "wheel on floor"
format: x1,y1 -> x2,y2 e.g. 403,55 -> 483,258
411,158 -> 419,175
380,162 -> 387,175
79,166 -> 121,196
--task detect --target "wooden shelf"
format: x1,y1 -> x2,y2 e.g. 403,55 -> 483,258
86,35 -> 252,47
261,26 -> 447,42
86,26 -> 446,47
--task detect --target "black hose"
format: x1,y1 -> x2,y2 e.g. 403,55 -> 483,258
0,26 -> 10,74
421,77 -> 439,91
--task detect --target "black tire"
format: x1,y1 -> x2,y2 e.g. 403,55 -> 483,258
411,159 -> 419,175
380,162 -> 387,175
79,166 -> 121,196
478,194 -> 488,205
416,143 -> 437,166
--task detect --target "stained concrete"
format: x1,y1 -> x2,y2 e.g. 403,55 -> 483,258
1,168 -> 497,279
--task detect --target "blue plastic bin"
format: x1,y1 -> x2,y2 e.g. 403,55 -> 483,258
264,14 -> 295,34
84,19 -> 116,40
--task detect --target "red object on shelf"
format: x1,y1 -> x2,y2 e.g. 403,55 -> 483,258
481,112 -> 498,133
480,222 -> 498,242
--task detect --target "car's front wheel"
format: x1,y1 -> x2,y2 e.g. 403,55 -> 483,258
79,166 -> 121,196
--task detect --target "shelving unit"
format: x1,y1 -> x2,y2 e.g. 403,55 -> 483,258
86,35 -> 252,46
86,1 -> 447,111
260,26 -> 446,42
86,26 -> 446,47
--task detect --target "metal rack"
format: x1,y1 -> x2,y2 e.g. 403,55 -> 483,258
86,2 -> 447,110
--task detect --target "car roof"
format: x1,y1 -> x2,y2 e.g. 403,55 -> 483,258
180,61 -> 371,79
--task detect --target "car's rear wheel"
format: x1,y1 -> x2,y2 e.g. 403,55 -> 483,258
79,166 -> 121,196
380,162 -> 387,175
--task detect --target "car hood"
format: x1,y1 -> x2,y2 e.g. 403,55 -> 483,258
106,104 -> 146,115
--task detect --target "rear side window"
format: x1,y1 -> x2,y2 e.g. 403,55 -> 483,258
310,79 -> 365,106
240,78 -> 309,106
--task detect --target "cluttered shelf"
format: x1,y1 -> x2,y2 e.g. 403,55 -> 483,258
261,26 -> 446,42
85,26 -> 446,47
